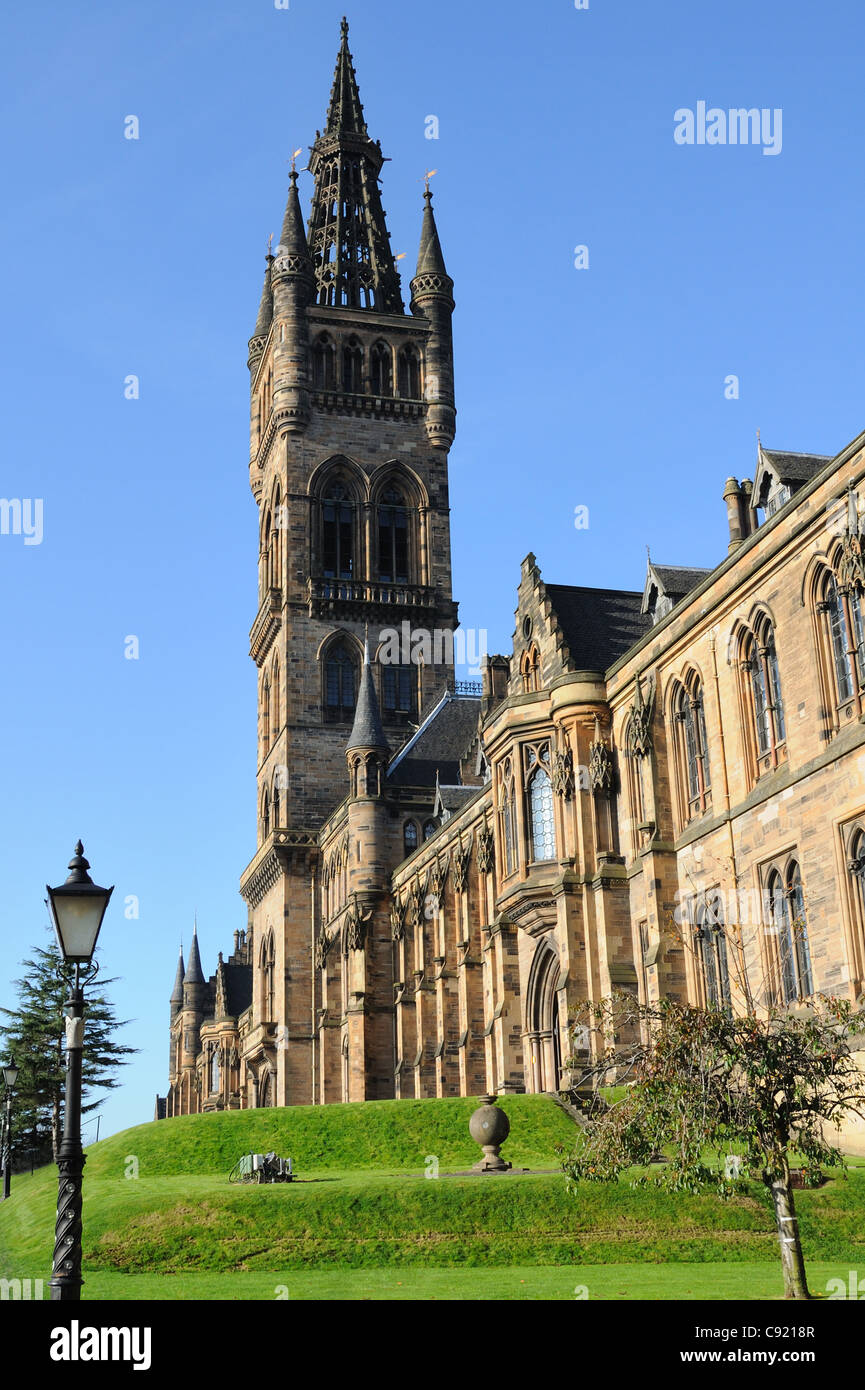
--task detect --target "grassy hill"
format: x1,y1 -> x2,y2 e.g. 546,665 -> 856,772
1,1095 -> 863,1300
85,1094 -> 573,1177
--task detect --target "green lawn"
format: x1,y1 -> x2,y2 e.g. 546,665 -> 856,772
1,1097 -> 862,1301
54,1262 -> 864,1301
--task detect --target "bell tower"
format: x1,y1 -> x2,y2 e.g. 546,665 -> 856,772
239,18 -> 459,1107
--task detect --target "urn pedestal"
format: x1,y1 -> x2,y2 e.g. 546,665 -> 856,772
469,1094 -> 511,1172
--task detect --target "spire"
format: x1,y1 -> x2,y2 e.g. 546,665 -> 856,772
415,188 -> 449,279
306,19 -> 403,312
184,922 -> 204,986
347,642 -> 388,754
325,17 -> 368,137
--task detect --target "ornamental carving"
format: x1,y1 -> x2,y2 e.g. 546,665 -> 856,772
476,826 -> 494,875
837,491 -> 865,594
552,747 -> 575,800
629,673 -> 656,759
390,896 -> 406,942
406,882 -> 423,927
589,720 -> 614,795
429,854 -> 449,901
315,930 -> 332,970
452,841 -> 471,893
344,896 -> 372,953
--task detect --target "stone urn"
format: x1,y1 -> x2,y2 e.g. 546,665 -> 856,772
469,1094 -> 511,1172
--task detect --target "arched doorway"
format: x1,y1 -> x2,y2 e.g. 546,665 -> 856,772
259,1068 -> 272,1109
526,939 -> 563,1093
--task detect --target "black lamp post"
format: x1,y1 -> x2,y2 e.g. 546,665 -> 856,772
1,1056 -> 18,1200
45,842 -> 113,1303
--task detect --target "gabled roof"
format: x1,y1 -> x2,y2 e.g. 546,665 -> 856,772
433,782 -> 480,818
753,447 -> 832,513
642,562 -> 713,619
760,449 -> 831,485
544,584 -> 651,671
387,690 -> 481,788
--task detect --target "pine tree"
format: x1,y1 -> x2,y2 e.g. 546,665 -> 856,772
0,931 -> 136,1166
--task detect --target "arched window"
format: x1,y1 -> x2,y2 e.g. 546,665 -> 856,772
527,745 -> 555,861
270,656 -> 280,747
498,758 -> 516,876
404,821 -> 419,855
322,483 -> 354,581
520,646 -> 541,694
342,336 -> 364,393
270,488 -> 283,591
739,617 -> 786,774
324,643 -> 358,723
817,569 -> 864,711
694,892 -> 731,1013
423,820 -> 438,842
261,936 -> 275,1021
312,334 -> 337,389
272,775 -> 281,830
262,788 -> 271,840
260,511 -> 272,599
261,678 -> 271,758
209,1046 -> 220,1095
380,661 -> 417,720
672,677 -> 710,823
766,862 -> 813,1003
397,344 -> 422,399
377,485 -> 409,584
370,341 -> 393,396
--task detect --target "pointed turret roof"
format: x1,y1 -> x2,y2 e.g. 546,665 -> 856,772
416,188 -> 449,278
306,19 -> 403,312
252,255 -> 274,338
276,171 -> 311,260
347,643 -> 388,753
184,923 -> 204,985
170,946 -> 185,1007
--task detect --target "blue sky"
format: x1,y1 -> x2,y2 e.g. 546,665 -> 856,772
1,0 -> 864,1138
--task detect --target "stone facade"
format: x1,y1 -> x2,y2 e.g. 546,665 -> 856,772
159,22 -> 865,1148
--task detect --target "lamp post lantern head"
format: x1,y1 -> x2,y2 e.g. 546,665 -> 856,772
46,842 -> 114,966
2,1057 -> 18,1091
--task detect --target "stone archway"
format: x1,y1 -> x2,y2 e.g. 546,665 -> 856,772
526,938 -> 563,1094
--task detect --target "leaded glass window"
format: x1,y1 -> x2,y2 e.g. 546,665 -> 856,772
528,767 -> 556,861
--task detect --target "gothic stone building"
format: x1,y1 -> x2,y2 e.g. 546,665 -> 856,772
160,21 -> 865,1152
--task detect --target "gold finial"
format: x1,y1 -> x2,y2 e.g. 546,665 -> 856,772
266,232 -> 274,256
422,168 -> 438,195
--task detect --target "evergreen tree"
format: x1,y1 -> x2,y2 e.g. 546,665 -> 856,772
0,931 -> 135,1166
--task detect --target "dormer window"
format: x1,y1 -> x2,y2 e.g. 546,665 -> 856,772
763,481 -> 790,518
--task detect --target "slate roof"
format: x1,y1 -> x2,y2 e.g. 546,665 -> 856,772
347,650 -> 388,752
387,692 -> 481,788
761,449 -> 831,485
650,565 -> 713,602
184,929 -> 204,985
437,784 -> 479,813
544,585 -> 652,672
223,960 -> 253,1018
